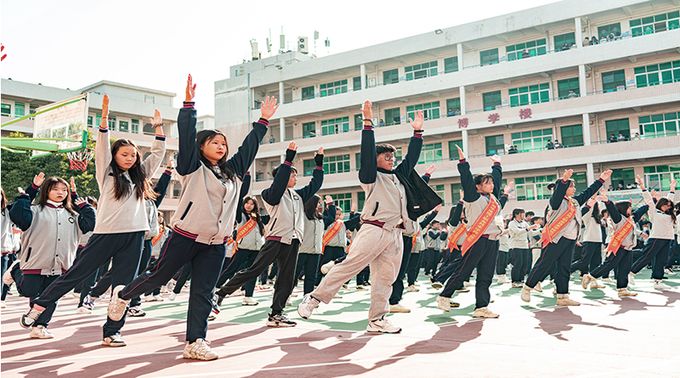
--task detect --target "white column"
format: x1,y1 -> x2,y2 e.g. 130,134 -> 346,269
360,64 -> 366,89
578,64 -> 587,97
575,17 -> 583,48
586,163 -> 595,183
456,43 -> 464,71
582,113 -> 591,146
279,117 -> 286,163
278,82 -> 284,102
459,86 -> 466,113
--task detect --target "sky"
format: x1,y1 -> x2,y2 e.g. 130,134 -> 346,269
1,0 -> 559,116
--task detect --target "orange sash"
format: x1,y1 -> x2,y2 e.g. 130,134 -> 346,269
460,194 -> 500,256
541,198 -> 576,248
607,219 -> 634,255
236,218 -> 257,243
448,224 -> 467,252
226,236 -> 237,253
411,231 -> 419,250
322,221 -> 343,250
151,228 -> 164,246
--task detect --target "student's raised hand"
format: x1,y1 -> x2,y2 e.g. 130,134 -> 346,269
409,110 -> 424,131
504,181 -> 515,195
74,197 -> 87,207
425,164 -> 436,176
586,196 -> 597,208
490,155 -> 501,164
459,190 -> 464,200
651,189 -> 661,201
435,203 -> 442,212
635,175 -> 645,190
17,187 -> 25,195
562,169 -> 574,181
288,141 -> 297,151
671,178 -> 677,192
185,74 -> 196,102
260,96 -> 279,120
317,147 -> 324,155
324,195 -> 333,205
69,177 -> 77,192
150,109 -> 164,136
361,100 -> 373,121
33,172 -> 45,187
599,169 -> 613,181
100,94 -> 110,129
455,145 -> 465,160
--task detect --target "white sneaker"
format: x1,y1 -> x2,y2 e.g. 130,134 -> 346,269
297,294 -> 320,319
654,280 -> 671,291
320,261 -> 335,275
556,294 -> 580,306
521,285 -> 531,303
590,279 -> 605,289
367,316 -> 401,334
456,287 -> 470,293
183,338 -> 218,361
511,282 -> 523,288
436,296 -> 451,312
0,300 -> 5,308
472,307 -> 499,318
581,274 -> 594,289
2,260 -> 18,285
102,333 -> 126,347
664,268 -> 673,275
533,282 -> 543,292
242,297 -> 259,306
76,306 -> 92,314
406,285 -> 419,293
618,288 -> 637,297
107,286 -> 130,322
166,292 -> 177,301
389,304 -> 411,313
165,279 -> 177,293
431,282 -> 443,290
496,275 -> 508,284
356,285 -> 366,290
30,325 -> 54,339
628,273 -> 635,285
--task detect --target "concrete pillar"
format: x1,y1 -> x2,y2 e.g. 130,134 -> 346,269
578,64 -> 588,97
360,64 -> 367,89
575,17 -> 583,48
586,163 -> 595,183
278,82 -> 284,103
279,117 -> 286,163
456,43 -> 464,71
582,113 -> 591,146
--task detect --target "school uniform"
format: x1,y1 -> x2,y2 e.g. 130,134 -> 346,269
495,229 -> 511,276
631,190 -> 677,279
316,205 -> 360,285
422,229 -> 441,276
296,211 -> 326,295
29,125 -> 165,338
570,205 -> 604,275
508,219 -> 531,283
115,102 -> 264,343
432,201 -> 465,285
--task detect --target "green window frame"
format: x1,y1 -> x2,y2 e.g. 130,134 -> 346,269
358,191 -> 366,212
321,116 -> 350,136
1,103 -> 11,116
605,118 -> 630,140
634,60 -> 680,88
95,114 -> 102,127
602,70 -> 626,93
444,57 -> 459,73
480,49 -> 499,66
354,114 -> 363,130
630,11 -> 680,37
430,184 -> 445,204
418,142 -> 443,164
598,23 -> 621,39
353,76 -> 361,91
303,160 -> 316,176
301,86 -> 315,100
506,38 -> 547,61
611,168 -> 636,190
557,77 -> 580,99
573,172 -> 588,193
485,135 -> 505,156
323,154 -> 351,175
515,175 -> 557,201
118,120 -> 129,132
131,119 -> 139,134
560,124 -> 584,147
303,122 -> 316,138
108,116 -> 117,131
14,102 -> 25,117
406,101 -> 440,121
643,164 -> 680,191
87,115 -> 93,126
320,80 -> 348,97
482,91 -> 502,111
511,128 -> 553,152
383,69 -> 399,85
509,83 -> 550,107
334,193 -> 353,214
554,32 -> 576,51
448,140 -> 463,160
639,112 -> 679,139
384,108 -> 401,126
450,183 -> 462,203
446,98 -> 461,116
405,61 -> 438,81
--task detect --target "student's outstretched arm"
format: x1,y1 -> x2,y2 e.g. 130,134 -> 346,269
296,148 -> 324,202
177,75 -> 200,176
455,146 -> 481,203
73,198 -> 96,234
550,169 -> 572,210
95,95 -> 112,186
395,110 -> 425,175
574,170 -> 610,205
141,109 -> 167,178
262,143 -> 297,206
447,201 -> 463,227
359,100 -> 377,184
153,161 -> 175,207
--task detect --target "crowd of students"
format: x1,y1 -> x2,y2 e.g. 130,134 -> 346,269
1,77 -> 678,361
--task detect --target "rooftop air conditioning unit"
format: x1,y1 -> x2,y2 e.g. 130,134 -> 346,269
298,36 -> 309,54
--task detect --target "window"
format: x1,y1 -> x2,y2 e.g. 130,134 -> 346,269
1,103 -> 10,116
383,69 -> 399,85
598,23 -> 621,39
639,112 -> 679,138
131,119 -> 139,134
644,165 -> 680,191
506,38 -> 547,61
554,32 -> 576,51
87,115 -> 93,126
446,98 -> 461,116
482,91 -> 502,111
560,124 -> 584,147
303,122 -> 316,138
418,142 -> 443,164
301,86 -> 315,100
605,118 -> 630,140
611,168 -> 635,190
451,183 -> 462,203
321,117 -> 350,136
485,135 -> 505,156
354,114 -> 363,130
430,184 -> 445,204
119,120 -> 129,132
172,182 -> 182,198
144,95 -> 155,104
334,193 -> 353,214
405,61 -> 438,81
95,114 -> 102,127
14,102 -> 25,117
573,172 -> 588,193
511,128 -> 553,152
320,80 -> 347,97
108,116 -> 117,131
384,108 -> 401,126
353,76 -> 361,91
303,160 -> 315,176
448,140 -> 463,160
29,104 -> 38,116
515,175 -> 557,201
557,78 -> 580,99
358,192 -> 366,211
444,57 -> 459,73
634,60 -> 680,88
305,154 -> 350,176
509,83 -> 550,107
406,101 -> 440,121
602,70 -> 626,93
630,11 -> 680,37
143,121 -> 156,135
480,49 -> 499,66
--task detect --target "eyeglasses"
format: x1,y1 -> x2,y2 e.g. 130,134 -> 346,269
381,154 -> 396,161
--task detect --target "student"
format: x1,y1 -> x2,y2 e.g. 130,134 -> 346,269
508,208 -> 537,288
215,142 -> 324,328
522,168 -> 611,305
436,145 -> 507,318
19,95 -> 166,347
495,220 -> 511,284
295,195 -> 335,296
318,199 -> 361,286
298,101 -> 439,333
570,197 -> 605,289
422,221 -> 442,277
7,174 -> 95,338
142,214 -> 172,301
582,191 -> 648,297
75,196 -> 100,314
103,76 -> 275,360
629,177 -> 677,290
1,187 -> 21,308
431,198 -> 465,291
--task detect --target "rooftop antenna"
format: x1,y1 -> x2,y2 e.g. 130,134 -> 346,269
266,28 -> 272,54
249,39 -> 259,61
279,27 -> 286,54
313,30 -> 319,56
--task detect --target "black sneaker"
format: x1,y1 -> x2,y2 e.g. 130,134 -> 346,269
127,306 -> 146,317
216,294 -> 225,307
211,300 -> 220,315
267,313 -> 297,327
20,308 -> 44,329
